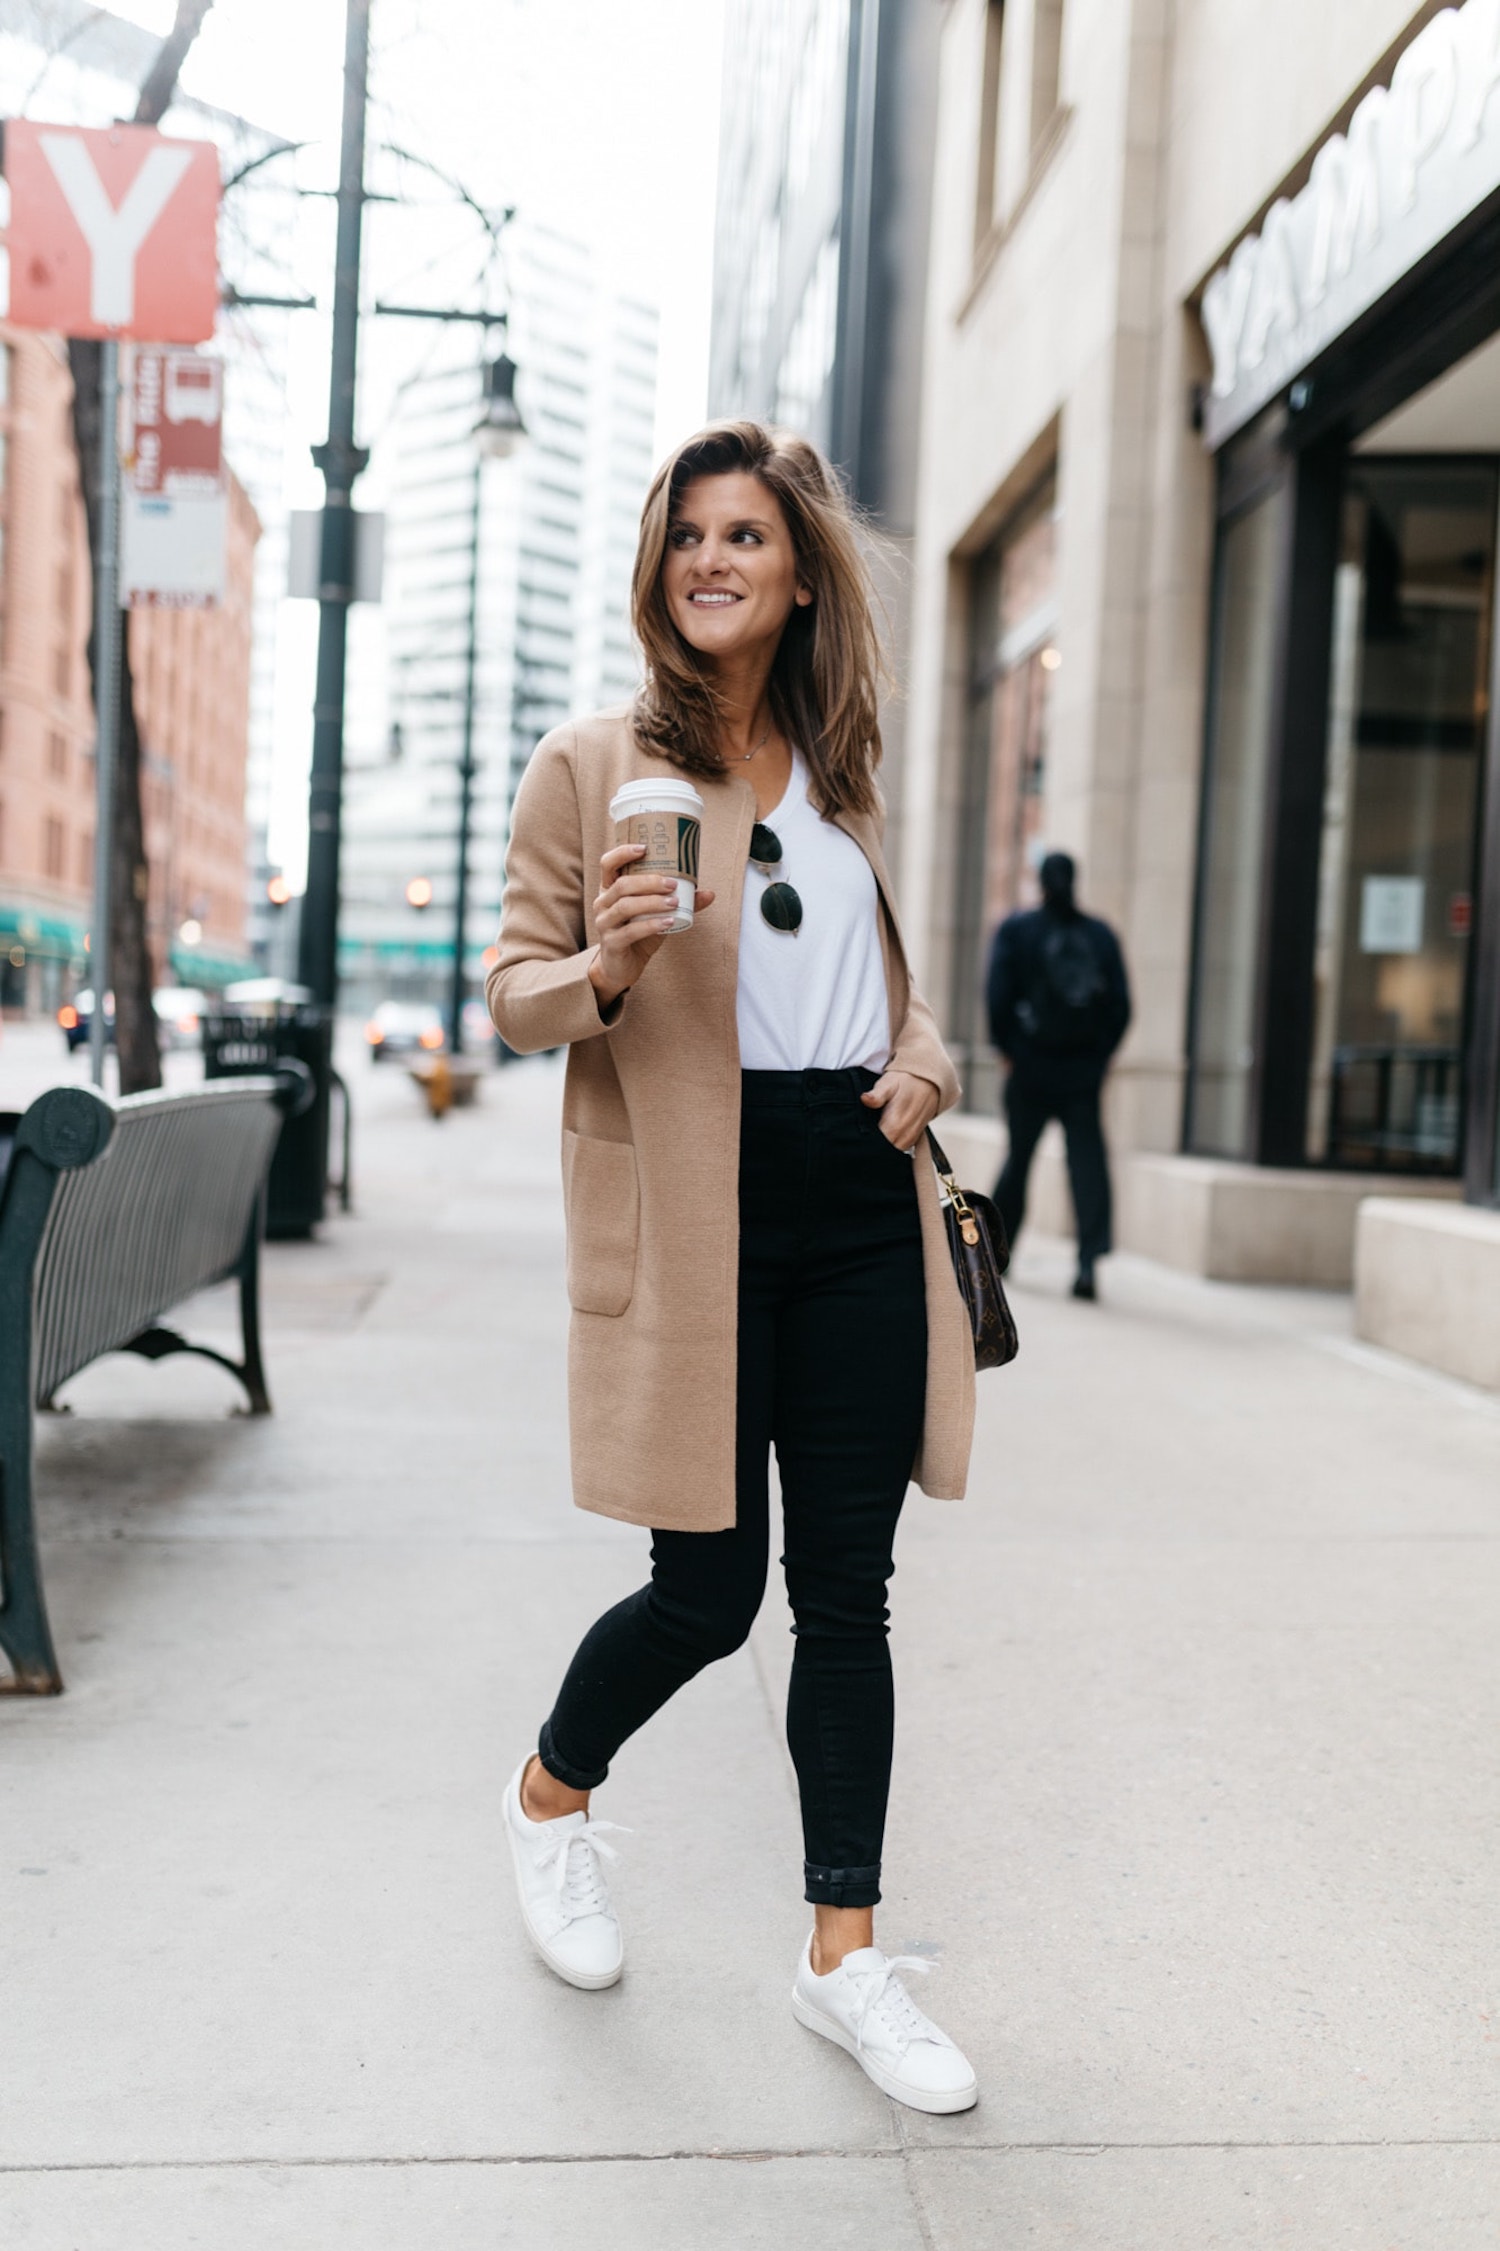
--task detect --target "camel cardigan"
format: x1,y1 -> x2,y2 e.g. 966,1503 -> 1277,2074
486,709 -> 976,1532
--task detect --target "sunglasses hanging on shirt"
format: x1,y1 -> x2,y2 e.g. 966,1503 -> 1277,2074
749,822 -> 803,935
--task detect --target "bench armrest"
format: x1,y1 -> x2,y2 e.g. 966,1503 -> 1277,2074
15,1086 -> 115,1174
0,1087 -> 113,1237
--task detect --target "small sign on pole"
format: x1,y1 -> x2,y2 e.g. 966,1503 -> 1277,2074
287,508 -> 386,604
122,347 -> 228,607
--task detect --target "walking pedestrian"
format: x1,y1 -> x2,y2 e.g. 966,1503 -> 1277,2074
487,420 -> 979,2114
986,852 -> 1131,1300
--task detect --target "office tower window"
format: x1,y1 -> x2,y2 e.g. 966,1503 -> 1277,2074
1031,0 -> 1064,152
976,0 -> 1006,246
774,232 -> 841,442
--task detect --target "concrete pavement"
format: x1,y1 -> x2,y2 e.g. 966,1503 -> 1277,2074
2,1032 -> 1498,2246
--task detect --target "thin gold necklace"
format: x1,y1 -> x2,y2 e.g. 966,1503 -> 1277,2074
732,723 -> 772,763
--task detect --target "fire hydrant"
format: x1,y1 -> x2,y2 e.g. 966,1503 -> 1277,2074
411,1056 -> 453,1118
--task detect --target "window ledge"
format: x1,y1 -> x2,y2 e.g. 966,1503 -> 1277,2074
958,103 -> 1075,327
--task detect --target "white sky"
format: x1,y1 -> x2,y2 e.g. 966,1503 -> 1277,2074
91,0 -> 728,876
114,0 -> 727,459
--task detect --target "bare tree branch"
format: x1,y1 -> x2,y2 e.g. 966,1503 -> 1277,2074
133,0 -> 216,126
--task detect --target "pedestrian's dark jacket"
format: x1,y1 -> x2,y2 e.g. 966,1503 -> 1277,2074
985,898 -> 1131,1082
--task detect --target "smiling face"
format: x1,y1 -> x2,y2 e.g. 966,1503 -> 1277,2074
661,470 -> 813,668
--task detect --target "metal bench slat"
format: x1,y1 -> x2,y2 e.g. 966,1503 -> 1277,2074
32,1084 -> 282,1405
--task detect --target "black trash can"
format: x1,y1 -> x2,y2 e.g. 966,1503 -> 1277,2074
202,1005 -> 334,1239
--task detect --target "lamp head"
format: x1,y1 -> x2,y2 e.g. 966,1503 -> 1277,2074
475,352 -> 526,458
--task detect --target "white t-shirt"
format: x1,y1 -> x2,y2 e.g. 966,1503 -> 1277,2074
737,752 -> 892,1073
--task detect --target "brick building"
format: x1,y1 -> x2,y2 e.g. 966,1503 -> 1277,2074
0,324 -> 258,1018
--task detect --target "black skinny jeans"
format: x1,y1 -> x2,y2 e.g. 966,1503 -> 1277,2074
538,1067 -> 928,1908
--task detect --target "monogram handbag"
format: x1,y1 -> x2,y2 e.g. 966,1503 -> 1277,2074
926,1131 -> 1020,1371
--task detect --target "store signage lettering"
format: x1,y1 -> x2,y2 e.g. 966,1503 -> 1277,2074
1202,0 -> 1500,446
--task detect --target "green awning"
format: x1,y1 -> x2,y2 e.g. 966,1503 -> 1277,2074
0,904 -> 87,961
338,935 -> 458,963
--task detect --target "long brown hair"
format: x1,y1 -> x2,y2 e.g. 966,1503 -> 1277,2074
630,421 -> 887,819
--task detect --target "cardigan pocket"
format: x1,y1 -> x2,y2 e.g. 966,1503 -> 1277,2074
561,1130 -> 639,1315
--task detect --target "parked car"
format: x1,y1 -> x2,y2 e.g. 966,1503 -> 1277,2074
58,987 -> 208,1053
365,1000 -> 444,1062
58,988 -> 111,1051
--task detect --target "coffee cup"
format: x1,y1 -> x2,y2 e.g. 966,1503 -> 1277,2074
609,779 -> 705,934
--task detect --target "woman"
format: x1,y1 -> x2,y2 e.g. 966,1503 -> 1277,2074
487,421 -> 978,2114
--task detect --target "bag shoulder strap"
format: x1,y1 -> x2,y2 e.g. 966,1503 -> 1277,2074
925,1127 -> 953,1179
927,1128 -> 974,1211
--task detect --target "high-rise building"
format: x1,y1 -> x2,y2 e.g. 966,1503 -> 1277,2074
337,225 -> 659,1017
709,0 -> 940,875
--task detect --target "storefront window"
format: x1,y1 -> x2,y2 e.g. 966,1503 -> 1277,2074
950,476 -> 1057,1115
1186,479 -> 1286,1158
1306,462 -> 1494,1170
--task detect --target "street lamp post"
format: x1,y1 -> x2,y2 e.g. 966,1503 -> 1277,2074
374,308 -> 525,1054
297,0 -> 373,1013
448,350 -> 526,1054
448,447 -> 482,1055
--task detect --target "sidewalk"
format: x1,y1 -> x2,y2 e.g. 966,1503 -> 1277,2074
3,1039 -> 1498,2247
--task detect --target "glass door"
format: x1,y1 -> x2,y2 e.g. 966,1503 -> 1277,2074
1306,460 -> 1496,1171
1186,477 -> 1288,1158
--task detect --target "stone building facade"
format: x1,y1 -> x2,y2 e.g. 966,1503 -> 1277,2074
0,326 -> 258,1015
900,0 -> 1500,1378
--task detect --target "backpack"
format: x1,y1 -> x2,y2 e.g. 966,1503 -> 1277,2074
1026,918 -> 1111,1052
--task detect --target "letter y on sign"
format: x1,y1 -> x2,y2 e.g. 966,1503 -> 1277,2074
3,121 -> 219,343
40,136 -> 192,328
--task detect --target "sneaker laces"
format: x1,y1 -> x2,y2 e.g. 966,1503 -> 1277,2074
537,1819 -> 628,1922
849,1955 -> 943,2055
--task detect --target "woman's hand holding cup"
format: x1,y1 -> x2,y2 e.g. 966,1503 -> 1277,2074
589,841 -> 715,1009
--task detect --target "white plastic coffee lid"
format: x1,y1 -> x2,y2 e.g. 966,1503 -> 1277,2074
610,778 -> 704,821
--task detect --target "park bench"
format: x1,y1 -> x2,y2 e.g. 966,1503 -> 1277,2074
0,1074 -> 303,1695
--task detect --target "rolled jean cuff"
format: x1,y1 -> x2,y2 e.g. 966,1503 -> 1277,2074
803,1860 -> 882,1909
537,1719 -> 609,1793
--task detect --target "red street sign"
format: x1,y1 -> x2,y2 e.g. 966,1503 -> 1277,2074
130,349 -> 223,492
122,347 -> 227,608
4,121 -> 219,343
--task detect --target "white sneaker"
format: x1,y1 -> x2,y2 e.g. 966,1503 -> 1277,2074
503,1760 -> 626,1990
792,1939 -> 978,2113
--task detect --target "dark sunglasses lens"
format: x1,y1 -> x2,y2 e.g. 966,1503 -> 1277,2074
760,881 -> 803,934
749,822 -> 783,866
